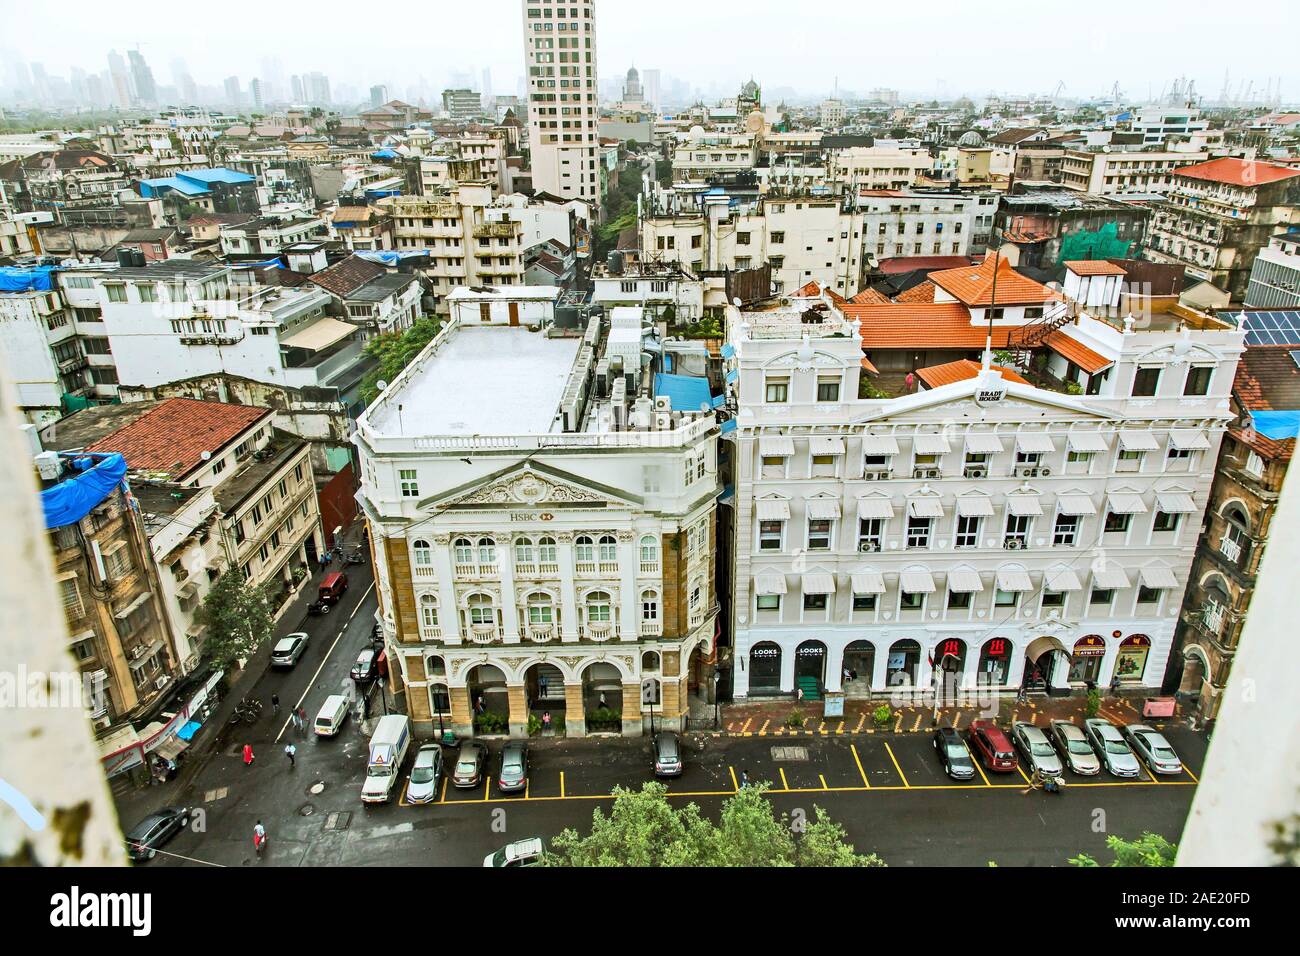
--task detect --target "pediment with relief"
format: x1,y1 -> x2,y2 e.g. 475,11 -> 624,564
442,463 -> 637,510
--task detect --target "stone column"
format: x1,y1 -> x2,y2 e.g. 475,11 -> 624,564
871,644 -> 889,694
507,683 -> 529,738
497,534 -> 520,644
622,681 -> 644,737
780,642 -> 797,694
563,681 -> 586,737
617,531 -> 638,642
824,640 -> 846,693
433,535 -> 461,645
557,533 -> 579,642
660,674 -> 685,731
406,654 -> 432,736
449,684 -> 473,737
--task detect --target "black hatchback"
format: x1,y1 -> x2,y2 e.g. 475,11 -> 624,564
932,727 -> 976,781
125,806 -> 191,862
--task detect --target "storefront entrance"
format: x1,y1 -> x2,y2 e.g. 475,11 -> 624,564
977,637 -> 1012,686
1068,635 -> 1106,684
843,641 -> 874,697
1114,634 -> 1151,683
795,640 -> 827,696
886,639 -> 922,687
748,642 -> 782,695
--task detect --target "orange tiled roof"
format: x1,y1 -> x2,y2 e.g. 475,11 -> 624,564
86,398 -> 271,478
928,255 -> 1055,306
1042,330 -> 1114,375
826,288 -> 847,305
850,287 -> 891,305
1174,157 -> 1300,188
792,280 -> 823,297
893,281 -> 936,304
1064,260 -> 1126,277
916,359 -> 1028,389
843,302 -> 1018,349
1228,425 -> 1294,463
860,355 -> 879,374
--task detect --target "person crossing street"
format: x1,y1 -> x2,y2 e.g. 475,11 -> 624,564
285,743 -> 296,769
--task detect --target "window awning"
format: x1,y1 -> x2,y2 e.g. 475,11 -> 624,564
899,569 -> 936,594
1043,567 -> 1083,592
1107,492 -> 1148,514
956,495 -> 994,518
754,571 -> 788,595
856,497 -> 895,520
1066,431 -> 1110,453
1056,494 -> 1097,516
850,570 -> 886,594
756,499 -> 791,521
861,434 -> 900,456
996,568 -> 1034,592
1092,565 -> 1131,590
913,433 -> 952,455
1169,429 -> 1211,450
805,499 -> 841,520
1155,491 -> 1197,514
1016,432 -> 1056,454
1140,566 -> 1179,589
279,316 -> 356,352
801,572 -> 836,595
947,568 -> 984,593
965,432 -> 1005,454
1118,430 -> 1159,451
759,436 -> 795,457
810,436 -> 845,456
1006,495 -> 1043,516
907,496 -> 945,519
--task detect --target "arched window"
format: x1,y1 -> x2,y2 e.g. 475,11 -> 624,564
453,538 -> 474,564
640,589 -> 659,623
419,594 -> 439,628
427,655 -> 447,676
514,537 -> 534,564
586,590 -> 612,623
642,650 -> 661,672
639,534 -> 659,566
598,534 -> 618,563
575,535 -> 595,563
477,537 -> 496,564
538,537 -> 557,564
412,539 -> 432,569
526,592 -> 554,626
467,593 -> 495,626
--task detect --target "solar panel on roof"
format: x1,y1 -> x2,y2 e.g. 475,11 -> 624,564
1233,311 -> 1300,345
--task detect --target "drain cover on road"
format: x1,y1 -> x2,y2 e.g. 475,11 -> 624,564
324,812 -> 352,831
203,787 -> 229,803
299,803 -> 316,817
771,746 -> 809,761
309,781 -> 326,795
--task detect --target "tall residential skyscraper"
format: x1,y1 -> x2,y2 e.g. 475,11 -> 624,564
370,84 -> 388,108
127,49 -> 157,105
642,68 -> 661,111
107,50 -> 133,108
290,74 -> 305,103
306,72 -> 331,105
224,75 -> 241,108
522,0 -> 600,208
250,78 -> 264,111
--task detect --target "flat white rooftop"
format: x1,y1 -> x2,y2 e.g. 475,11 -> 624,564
367,325 -> 580,437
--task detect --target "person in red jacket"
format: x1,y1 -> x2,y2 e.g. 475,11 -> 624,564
243,744 -> 255,768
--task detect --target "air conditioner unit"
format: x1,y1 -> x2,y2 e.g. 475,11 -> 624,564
154,675 -> 168,690
131,644 -> 145,660
921,468 -> 941,479
654,396 -> 672,412
654,412 -> 673,430
859,541 -> 880,553
1004,539 -> 1023,550
93,715 -> 112,730
964,466 -> 988,479
1019,467 -> 1040,478
1040,467 -> 1052,477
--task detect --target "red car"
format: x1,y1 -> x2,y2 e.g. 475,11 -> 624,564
967,719 -> 1019,772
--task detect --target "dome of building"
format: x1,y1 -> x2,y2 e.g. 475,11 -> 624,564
957,129 -> 986,147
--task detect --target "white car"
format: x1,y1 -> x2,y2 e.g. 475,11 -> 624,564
270,632 -> 309,668
484,837 -> 545,868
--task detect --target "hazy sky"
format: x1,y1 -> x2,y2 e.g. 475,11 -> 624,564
7,0 -> 1297,102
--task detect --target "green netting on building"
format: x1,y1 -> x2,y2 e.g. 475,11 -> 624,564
1057,222 -> 1136,265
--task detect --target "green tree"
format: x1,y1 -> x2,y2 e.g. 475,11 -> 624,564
196,570 -> 277,671
359,317 -> 441,405
547,782 -> 885,867
1070,832 -> 1177,867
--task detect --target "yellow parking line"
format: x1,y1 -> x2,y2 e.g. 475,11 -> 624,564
483,777 -> 490,802
884,742 -> 910,788
851,744 -> 870,789
759,719 -> 770,735
728,766 -> 739,791
779,767 -> 790,791
559,771 -> 565,799
817,721 -> 826,734
818,773 -> 829,791
1182,765 -> 1199,783
853,713 -> 865,733
972,753 -> 992,787
524,777 -> 530,800
1016,764 -> 1032,785
893,713 -> 903,733
836,721 -> 845,735
910,714 -> 922,732
741,717 -> 752,733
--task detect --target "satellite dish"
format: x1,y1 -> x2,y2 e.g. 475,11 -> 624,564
377,380 -> 389,392
732,297 -> 742,307
200,451 -> 211,461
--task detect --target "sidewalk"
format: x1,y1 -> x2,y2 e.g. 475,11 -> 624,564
716,693 -> 1180,737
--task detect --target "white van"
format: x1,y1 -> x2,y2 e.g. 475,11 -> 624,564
362,715 -> 411,804
314,695 -> 350,737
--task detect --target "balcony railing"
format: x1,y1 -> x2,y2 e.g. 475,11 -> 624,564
538,560 -> 559,576
575,561 -> 598,575
467,623 -> 503,644
639,560 -> 660,576
413,564 -> 436,579
420,625 -> 442,640
581,621 -> 615,642
599,561 -> 619,575
639,621 -> 659,637
525,624 -> 556,643
455,562 -> 499,580
1200,604 -> 1225,637
514,561 -> 537,577
1219,536 -> 1245,565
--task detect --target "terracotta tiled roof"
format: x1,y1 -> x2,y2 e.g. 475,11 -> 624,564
1064,260 -> 1126,277
1174,157 -> 1300,188
877,255 -> 980,276
307,254 -> 387,298
1233,345 -> 1300,412
332,206 -> 374,223
85,398 -> 270,478
1042,330 -> 1114,374
850,287 -> 891,304
917,359 -> 1028,389
928,255 -> 1055,306
843,302 -> 1017,349
1228,425 -> 1294,463
792,280 -> 823,297
826,289 -> 847,305
893,281 -> 936,304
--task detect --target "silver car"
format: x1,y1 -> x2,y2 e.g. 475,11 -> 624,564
1048,720 -> 1101,775
407,744 -> 443,804
1011,722 -> 1063,778
270,632 -> 308,668
1084,718 -> 1141,777
1121,724 -> 1183,776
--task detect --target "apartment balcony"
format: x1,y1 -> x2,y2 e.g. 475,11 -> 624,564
581,621 -> 616,642
639,621 -> 660,638
513,561 -> 538,578
467,623 -> 504,645
575,561 -> 598,576
473,222 -> 519,239
525,624 -> 557,643
420,625 -> 443,640
599,561 -> 619,575
413,565 -> 436,579
639,560 -> 660,576
454,562 -> 499,581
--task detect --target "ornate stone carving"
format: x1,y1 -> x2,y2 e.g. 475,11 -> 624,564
455,471 -> 608,508
616,531 -> 636,543
432,534 -> 452,546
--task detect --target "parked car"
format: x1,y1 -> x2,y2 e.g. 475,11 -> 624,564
407,744 -> 444,804
966,719 -> 1018,772
932,726 -> 976,780
452,741 -> 490,788
483,837 -> 545,867
1047,719 -> 1101,775
270,633 -> 308,668
497,742 -> 529,794
652,732 -> 684,777
318,571 -> 348,605
1121,724 -> 1184,776
124,806 -> 191,862
1011,722 -> 1064,778
1084,718 -> 1141,777
350,648 -> 379,683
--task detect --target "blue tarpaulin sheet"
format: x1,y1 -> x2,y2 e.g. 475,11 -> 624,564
356,250 -> 428,266
720,343 -> 736,359
0,266 -> 56,292
176,720 -> 202,741
41,453 -> 128,530
372,149 -> 399,159
720,419 -> 738,434
725,369 -> 738,384
653,373 -> 722,412
1250,410 -> 1300,441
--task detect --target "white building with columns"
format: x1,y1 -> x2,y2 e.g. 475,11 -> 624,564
355,298 -> 720,738
724,276 -> 1244,704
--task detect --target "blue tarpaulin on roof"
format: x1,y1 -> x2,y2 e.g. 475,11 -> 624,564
1250,410 -> 1300,441
720,419 -> 738,435
0,266 -> 56,292
653,373 -> 722,412
725,369 -> 738,384
720,343 -> 736,359
356,250 -> 428,266
372,149 -> 399,159
41,453 -> 128,530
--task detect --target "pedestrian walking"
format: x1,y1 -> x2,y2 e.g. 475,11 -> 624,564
1109,675 -> 1121,699
285,743 -> 296,769
542,710 -> 552,733
271,693 -> 280,716
598,691 -> 608,709
243,743 -> 255,768
905,371 -> 916,392
740,769 -> 750,788
296,705 -> 308,734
